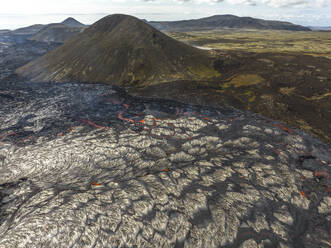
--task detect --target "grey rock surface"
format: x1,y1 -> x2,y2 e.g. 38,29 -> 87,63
0,79 -> 330,248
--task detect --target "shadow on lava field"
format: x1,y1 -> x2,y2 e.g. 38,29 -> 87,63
130,42 -> 331,143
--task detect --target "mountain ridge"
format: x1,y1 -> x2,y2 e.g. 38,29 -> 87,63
8,17 -> 85,38
149,14 -> 311,31
11,24 -> 45,35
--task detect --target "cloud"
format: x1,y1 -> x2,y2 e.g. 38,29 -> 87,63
260,0 -> 308,7
143,0 -> 225,2
143,0 -> 329,8
1,0 -> 330,29
315,0 -> 331,6
227,0 -> 257,5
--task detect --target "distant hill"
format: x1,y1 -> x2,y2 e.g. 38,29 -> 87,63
61,17 -> 86,28
0,29 -> 11,34
8,17 -> 85,39
29,23 -> 84,43
17,14 -> 219,85
149,15 -> 311,31
309,26 -> 331,31
11,24 -> 45,35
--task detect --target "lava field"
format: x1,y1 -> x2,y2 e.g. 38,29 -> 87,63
0,39 -> 330,248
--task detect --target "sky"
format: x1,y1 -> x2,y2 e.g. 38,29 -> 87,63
0,0 -> 330,29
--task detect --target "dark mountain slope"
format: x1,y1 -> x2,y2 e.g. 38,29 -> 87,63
17,14 -> 220,86
149,14 -> 311,31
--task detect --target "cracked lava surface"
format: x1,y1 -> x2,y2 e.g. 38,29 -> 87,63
0,44 -> 330,248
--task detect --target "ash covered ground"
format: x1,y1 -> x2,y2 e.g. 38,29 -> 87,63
0,40 -> 330,248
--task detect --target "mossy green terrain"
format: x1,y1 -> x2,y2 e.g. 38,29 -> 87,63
222,74 -> 264,88
168,29 -> 331,59
130,29 -> 330,143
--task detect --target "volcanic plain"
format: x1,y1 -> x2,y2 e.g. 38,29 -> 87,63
0,14 -> 330,248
